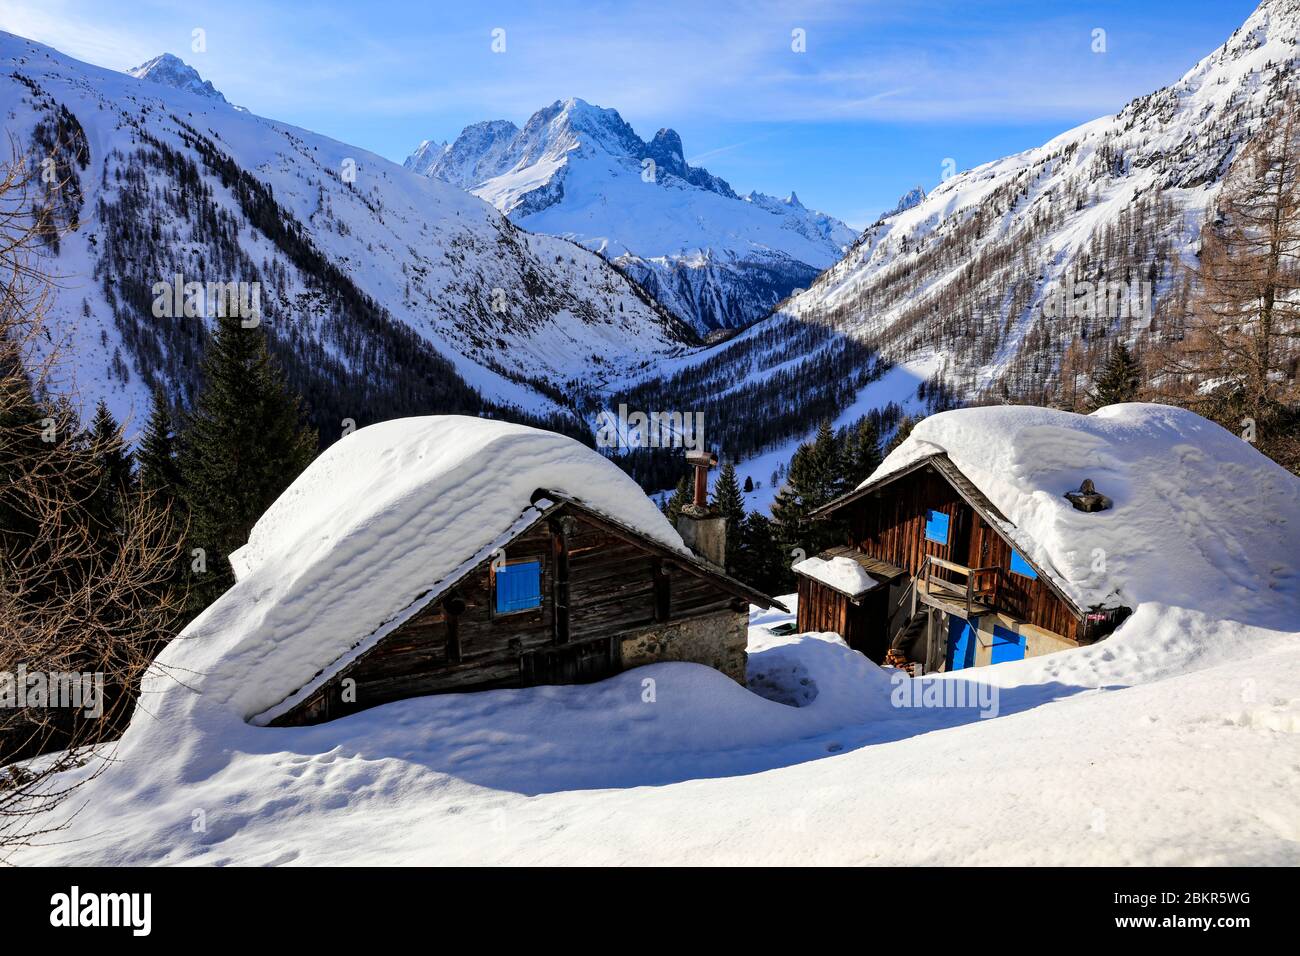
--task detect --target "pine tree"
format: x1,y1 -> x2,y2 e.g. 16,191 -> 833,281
711,461 -> 745,573
771,442 -> 832,557
742,474 -> 753,494
885,415 -> 919,455
179,312 -> 318,610
1088,341 -> 1142,410
843,417 -> 883,485
137,384 -> 182,504
733,510 -> 790,595
808,418 -> 845,503
663,475 -> 690,525
85,400 -> 134,533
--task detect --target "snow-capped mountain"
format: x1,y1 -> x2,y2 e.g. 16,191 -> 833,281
881,185 -> 926,220
406,98 -> 859,333
127,52 -> 226,103
622,0 -> 1300,481
769,0 -> 1300,402
2,35 -> 694,436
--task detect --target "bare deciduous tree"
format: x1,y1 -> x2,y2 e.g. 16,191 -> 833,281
0,143 -> 187,859
1156,96 -> 1300,470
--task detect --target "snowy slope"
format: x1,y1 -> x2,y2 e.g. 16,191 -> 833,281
10,404 -> 1298,866
1,35 -> 692,433
768,0 -> 1300,400
407,98 -> 859,332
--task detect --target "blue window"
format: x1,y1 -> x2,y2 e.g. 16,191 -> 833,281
1009,549 -> 1038,579
924,509 -> 950,545
495,561 -> 541,614
991,625 -> 1026,664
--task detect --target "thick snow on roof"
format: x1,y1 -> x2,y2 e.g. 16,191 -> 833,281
865,403 -> 1300,619
173,416 -> 689,722
793,556 -> 882,598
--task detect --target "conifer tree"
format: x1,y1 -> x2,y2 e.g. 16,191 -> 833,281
843,417 -> 883,485
711,460 -> 746,552
663,475 -> 690,525
179,312 -> 317,610
808,418 -> 845,503
85,400 -> 134,533
885,415 -> 919,455
1088,341 -> 1142,410
733,510 -> 789,595
137,385 -> 182,504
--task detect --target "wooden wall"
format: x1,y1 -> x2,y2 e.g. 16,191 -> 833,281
842,467 -> 1080,643
274,507 -> 747,725
796,578 -> 891,663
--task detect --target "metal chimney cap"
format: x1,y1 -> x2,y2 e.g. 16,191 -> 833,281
1064,479 -> 1112,513
685,449 -> 718,467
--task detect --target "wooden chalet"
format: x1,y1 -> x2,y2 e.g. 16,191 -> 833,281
797,453 -> 1131,673
267,488 -> 783,726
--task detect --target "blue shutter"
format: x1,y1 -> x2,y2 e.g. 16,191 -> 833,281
924,510 -> 950,544
991,625 -> 1026,664
495,561 -> 541,613
946,616 -> 976,670
1009,549 -> 1038,579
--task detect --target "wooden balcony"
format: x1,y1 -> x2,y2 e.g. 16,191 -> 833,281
911,555 -> 1000,621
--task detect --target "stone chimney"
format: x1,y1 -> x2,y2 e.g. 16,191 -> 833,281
676,449 -> 726,568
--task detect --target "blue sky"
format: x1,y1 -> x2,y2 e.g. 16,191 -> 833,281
2,0 -> 1259,225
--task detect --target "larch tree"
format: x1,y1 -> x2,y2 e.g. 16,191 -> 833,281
1160,96 -> 1300,471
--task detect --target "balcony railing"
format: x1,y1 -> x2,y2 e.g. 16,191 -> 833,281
908,554 -> 1001,621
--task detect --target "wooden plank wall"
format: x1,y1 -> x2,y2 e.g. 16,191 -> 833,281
275,508 -> 746,725
843,467 -> 1079,642
964,512 -> 1079,641
796,578 -> 891,662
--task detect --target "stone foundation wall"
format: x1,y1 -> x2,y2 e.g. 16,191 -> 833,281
620,610 -> 748,683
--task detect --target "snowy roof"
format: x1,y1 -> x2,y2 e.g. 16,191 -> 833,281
829,404 -> 1300,615
170,416 -> 699,723
792,555 -> 888,600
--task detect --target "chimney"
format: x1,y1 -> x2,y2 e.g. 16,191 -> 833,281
676,449 -> 727,568
1064,478 -> 1112,513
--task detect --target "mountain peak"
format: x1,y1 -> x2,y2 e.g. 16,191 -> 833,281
127,53 -> 226,103
882,185 -> 926,219
785,191 -> 803,209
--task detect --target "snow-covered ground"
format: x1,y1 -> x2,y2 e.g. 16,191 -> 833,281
11,403 -> 1297,867
13,595 -> 1299,866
